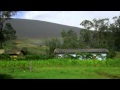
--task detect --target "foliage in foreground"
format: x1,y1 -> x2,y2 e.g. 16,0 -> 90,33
1,67 -> 120,79
0,59 -> 120,71
0,59 -> 120,79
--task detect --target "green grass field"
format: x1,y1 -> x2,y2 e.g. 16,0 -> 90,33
0,59 -> 120,79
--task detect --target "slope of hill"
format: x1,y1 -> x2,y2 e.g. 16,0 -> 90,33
5,19 -> 82,39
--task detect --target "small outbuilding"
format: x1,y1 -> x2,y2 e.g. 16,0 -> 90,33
0,49 -> 26,59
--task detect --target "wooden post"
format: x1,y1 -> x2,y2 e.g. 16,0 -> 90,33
29,60 -> 32,72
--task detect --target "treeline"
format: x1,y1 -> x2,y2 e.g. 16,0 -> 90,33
79,17 -> 120,51
46,16 -> 120,55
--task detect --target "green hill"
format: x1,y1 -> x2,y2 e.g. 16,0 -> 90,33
4,19 -> 82,53
5,18 -> 81,39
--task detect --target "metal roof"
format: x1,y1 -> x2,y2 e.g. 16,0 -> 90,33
4,49 -> 21,55
54,48 -> 109,54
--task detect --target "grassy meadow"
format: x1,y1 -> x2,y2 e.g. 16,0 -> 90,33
0,59 -> 120,79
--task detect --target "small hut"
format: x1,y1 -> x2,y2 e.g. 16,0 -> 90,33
4,49 -> 25,59
0,49 -> 5,54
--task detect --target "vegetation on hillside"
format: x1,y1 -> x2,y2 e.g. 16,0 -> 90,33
45,16 -> 120,58
1,13 -> 120,59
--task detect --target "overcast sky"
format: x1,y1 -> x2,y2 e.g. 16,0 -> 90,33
13,11 -> 120,28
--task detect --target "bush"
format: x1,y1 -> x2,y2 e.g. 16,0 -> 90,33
0,54 -> 10,60
16,57 -> 25,60
76,53 -> 93,60
62,53 -> 76,59
0,73 -> 13,79
25,54 -> 50,60
21,47 -> 28,55
85,53 -> 93,59
107,50 -> 116,59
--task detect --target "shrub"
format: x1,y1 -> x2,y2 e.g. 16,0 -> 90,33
84,53 -> 93,59
0,54 -> 10,60
16,57 -> 25,60
107,50 -> 116,59
0,73 -> 13,79
25,54 -> 50,60
21,47 -> 28,55
76,53 -> 93,60
62,53 -> 76,59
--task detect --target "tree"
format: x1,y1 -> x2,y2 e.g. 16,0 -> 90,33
97,18 -> 110,47
61,30 -> 68,48
79,16 -> 120,52
67,29 -> 78,48
3,23 -> 17,41
61,29 -> 78,48
45,38 -> 61,56
80,20 -> 93,30
111,16 -> 120,51
92,18 -> 99,31
80,18 -> 112,49
79,29 -> 90,47
80,20 -> 93,47
0,11 -> 17,49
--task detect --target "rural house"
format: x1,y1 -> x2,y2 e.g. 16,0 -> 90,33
54,48 -> 109,60
0,49 -> 26,59
0,49 -> 5,54
4,49 -> 25,58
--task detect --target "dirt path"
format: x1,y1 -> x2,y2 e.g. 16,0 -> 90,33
96,72 -> 120,79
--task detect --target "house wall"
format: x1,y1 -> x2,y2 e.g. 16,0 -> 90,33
56,53 -> 107,60
9,52 -> 24,59
17,52 -> 24,57
0,49 -> 5,54
92,53 -> 107,60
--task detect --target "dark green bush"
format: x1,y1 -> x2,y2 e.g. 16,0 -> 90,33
85,53 -> 93,59
16,57 -> 25,60
62,53 -> 78,59
0,73 -> 13,79
0,54 -> 10,60
25,54 -> 50,60
21,47 -> 28,55
107,50 -> 116,59
76,53 -> 93,59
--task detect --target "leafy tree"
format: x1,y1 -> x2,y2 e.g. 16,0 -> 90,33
0,11 -> 17,49
61,29 -> 78,48
61,30 -> 68,48
79,29 -> 92,48
80,20 -> 93,30
112,16 -> 120,51
45,38 -> 61,57
3,23 -> 17,41
80,18 -> 113,49
80,20 -> 93,47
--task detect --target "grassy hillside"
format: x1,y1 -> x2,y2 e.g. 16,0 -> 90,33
5,18 -> 81,39
4,39 -> 48,54
5,18 -> 83,52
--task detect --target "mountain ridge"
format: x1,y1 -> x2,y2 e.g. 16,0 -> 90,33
5,18 -> 82,39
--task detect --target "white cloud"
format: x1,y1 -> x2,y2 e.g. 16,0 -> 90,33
13,11 -> 120,28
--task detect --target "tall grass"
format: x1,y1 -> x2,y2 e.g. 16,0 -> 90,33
0,59 -> 120,71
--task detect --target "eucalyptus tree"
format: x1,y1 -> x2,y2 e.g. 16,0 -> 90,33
61,29 -> 78,48
96,18 -> 110,47
112,16 -> 120,50
80,20 -> 93,47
